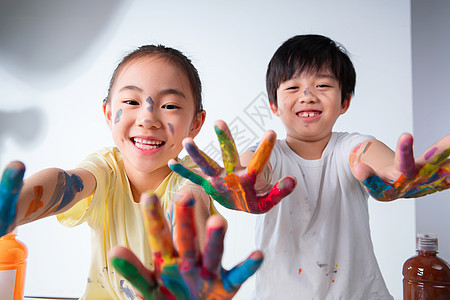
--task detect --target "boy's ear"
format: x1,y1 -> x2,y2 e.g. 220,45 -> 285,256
188,110 -> 206,138
270,103 -> 280,116
103,102 -> 113,129
340,95 -> 351,115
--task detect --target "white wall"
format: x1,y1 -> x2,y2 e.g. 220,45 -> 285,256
0,1 -> 416,299
412,0 -> 450,264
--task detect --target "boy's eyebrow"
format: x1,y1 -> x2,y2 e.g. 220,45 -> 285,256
315,73 -> 337,80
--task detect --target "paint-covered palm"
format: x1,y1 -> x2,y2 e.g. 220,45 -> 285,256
0,161 -> 25,236
356,133 -> 450,201
110,192 -> 262,299
169,120 -> 296,214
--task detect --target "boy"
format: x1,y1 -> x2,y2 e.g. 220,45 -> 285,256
170,34 -> 449,299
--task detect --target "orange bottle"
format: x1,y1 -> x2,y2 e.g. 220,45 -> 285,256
0,230 -> 27,300
403,233 -> 450,300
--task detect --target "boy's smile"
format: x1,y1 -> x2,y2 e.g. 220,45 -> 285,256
104,57 -> 204,183
271,70 -> 350,155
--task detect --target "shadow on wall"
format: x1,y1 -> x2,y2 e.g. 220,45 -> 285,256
0,0 -> 130,89
0,108 -> 46,156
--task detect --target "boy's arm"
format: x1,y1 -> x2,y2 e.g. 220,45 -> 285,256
350,133 -> 450,201
0,161 -> 96,236
168,120 -> 296,214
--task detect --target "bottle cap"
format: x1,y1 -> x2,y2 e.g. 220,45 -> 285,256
417,233 -> 438,252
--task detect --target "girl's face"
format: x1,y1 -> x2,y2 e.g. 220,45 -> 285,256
104,57 -> 204,178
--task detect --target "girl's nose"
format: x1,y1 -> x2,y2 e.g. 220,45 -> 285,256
136,109 -> 161,129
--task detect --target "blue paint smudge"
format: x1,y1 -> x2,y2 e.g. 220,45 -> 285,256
146,97 -> 154,112
114,109 -> 122,124
168,122 -> 174,134
55,172 -> 84,212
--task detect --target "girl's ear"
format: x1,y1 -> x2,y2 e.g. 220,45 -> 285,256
340,95 -> 351,115
270,103 -> 280,116
189,110 -> 206,138
103,101 -> 113,129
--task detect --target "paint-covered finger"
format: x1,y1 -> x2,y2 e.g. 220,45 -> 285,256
183,138 -> 222,177
174,197 -> 198,262
169,160 -> 209,188
109,246 -> 157,297
214,120 -> 238,174
140,192 -> 175,266
223,251 -> 263,292
202,215 -> 226,278
258,176 -> 296,213
0,161 -> 25,236
395,133 -> 416,177
247,131 -> 276,176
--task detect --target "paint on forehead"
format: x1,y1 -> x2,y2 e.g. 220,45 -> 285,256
114,109 -> 122,124
168,123 -> 174,135
146,96 -> 154,112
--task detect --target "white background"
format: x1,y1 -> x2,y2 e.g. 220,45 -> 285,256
0,1 -> 448,299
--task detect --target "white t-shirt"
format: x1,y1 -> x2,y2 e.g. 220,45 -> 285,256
253,132 -> 393,300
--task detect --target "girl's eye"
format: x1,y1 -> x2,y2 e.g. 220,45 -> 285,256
162,104 -> 180,110
123,100 -> 139,105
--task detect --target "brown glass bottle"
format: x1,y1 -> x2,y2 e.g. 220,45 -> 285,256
403,233 -> 450,300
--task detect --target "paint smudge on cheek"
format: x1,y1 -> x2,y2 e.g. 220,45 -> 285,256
146,97 -> 154,112
425,147 -> 438,160
114,109 -> 123,124
168,123 -> 174,135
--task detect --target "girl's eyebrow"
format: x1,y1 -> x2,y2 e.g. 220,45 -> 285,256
118,86 -> 186,99
119,85 -> 143,93
158,88 -> 186,99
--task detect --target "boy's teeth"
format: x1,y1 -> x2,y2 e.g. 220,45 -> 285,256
133,138 -> 163,150
299,112 -> 320,117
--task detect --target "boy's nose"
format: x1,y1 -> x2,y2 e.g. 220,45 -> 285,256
298,89 -> 318,103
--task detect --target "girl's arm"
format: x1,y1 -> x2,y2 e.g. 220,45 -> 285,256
0,161 -> 96,235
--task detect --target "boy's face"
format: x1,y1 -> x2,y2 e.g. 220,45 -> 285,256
271,69 -> 350,144
104,57 -> 204,177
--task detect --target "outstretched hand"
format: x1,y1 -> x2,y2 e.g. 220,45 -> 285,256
0,161 -> 25,236
109,192 -> 263,299
169,120 -> 296,214
354,133 -> 450,200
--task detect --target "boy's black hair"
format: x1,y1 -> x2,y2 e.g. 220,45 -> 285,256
105,45 -> 203,114
266,34 -> 356,106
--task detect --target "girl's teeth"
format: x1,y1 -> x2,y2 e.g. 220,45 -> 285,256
133,138 -> 163,150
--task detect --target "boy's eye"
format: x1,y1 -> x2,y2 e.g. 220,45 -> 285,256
123,99 -> 139,105
162,104 -> 180,110
317,84 -> 331,88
